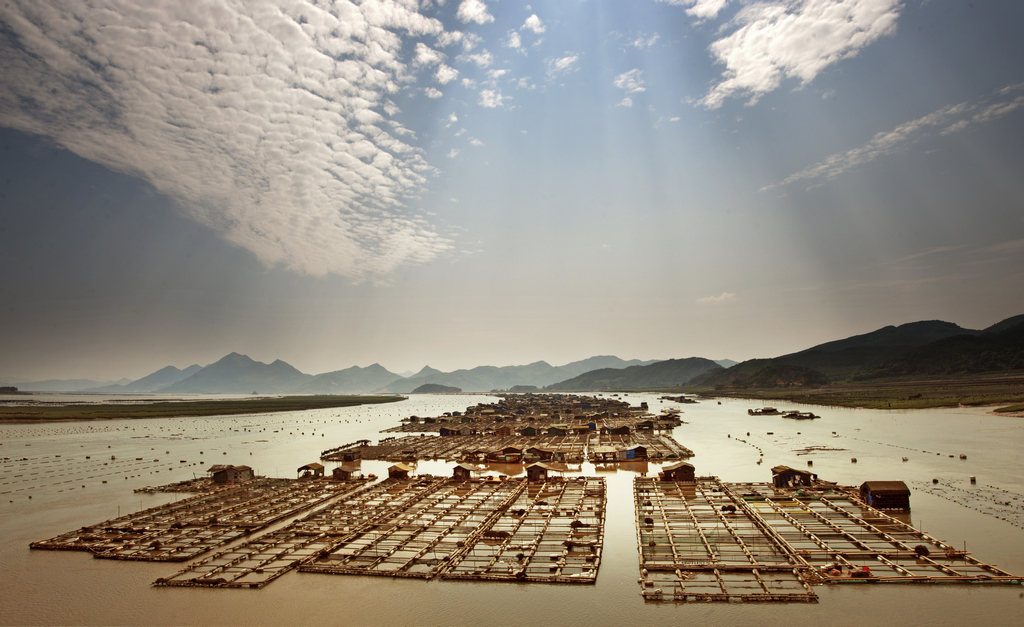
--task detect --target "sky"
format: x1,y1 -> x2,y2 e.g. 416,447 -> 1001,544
1,0 -> 1022,382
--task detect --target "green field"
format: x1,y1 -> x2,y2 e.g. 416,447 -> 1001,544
0,395 -> 405,422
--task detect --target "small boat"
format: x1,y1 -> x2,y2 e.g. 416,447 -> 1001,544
748,407 -> 780,416
782,410 -> 820,420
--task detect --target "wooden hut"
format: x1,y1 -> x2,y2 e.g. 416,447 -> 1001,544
208,464 -> 254,484
526,462 -> 558,483
298,462 -> 325,479
618,445 -> 648,461
332,464 -> 359,481
771,465 -> 815,488
860,481 -> 911,511
452,463 -> 476,482
388,463 -> 414,479
590,445 -> 618,463
659,461 -> 695,483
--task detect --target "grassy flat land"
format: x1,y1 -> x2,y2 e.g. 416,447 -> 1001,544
677,375 -> 1024,410
0,395 -> 404,422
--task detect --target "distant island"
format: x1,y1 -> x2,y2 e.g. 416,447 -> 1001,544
412,383 -> 462,393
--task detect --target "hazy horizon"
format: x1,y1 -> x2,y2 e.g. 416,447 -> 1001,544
2,1 -> 1022,381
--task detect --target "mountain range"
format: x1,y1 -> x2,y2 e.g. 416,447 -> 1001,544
6,313 -> 1021,394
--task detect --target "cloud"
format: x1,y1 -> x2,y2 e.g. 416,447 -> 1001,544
424,87 -> 443,99
0,0 -> 454,281
655,0 -> 730,20
461,78 -> 478,88
456,0 -> 494,25
437,30 -> 482,51
617,98 -> 634,108
700,0 -> 902,109
546,54 -> 580,79
629,33 -> 660,49
469,138 -> 484,146
414,42 -> 445,66
446,112 -> 458,127
447,148 -> 460,159
765,83 -> 1024,190
506,31 -> 522,49
614,69 -> 646,93
462,50 -> 494,68
522,14 -> 545,34
435,64 -> 459,84
696,292 -> 737,304
479,89 -> 507,108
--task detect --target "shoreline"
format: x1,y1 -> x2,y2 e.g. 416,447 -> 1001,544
0,394 -> 405,423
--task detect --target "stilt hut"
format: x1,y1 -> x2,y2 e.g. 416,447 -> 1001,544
526,462 -> 558,483
659,461 -> 695,483
297,463 -> 325,479
332,464 -> 358,481
860,481 -> 911,511
388,463 -> 414,479
771,465 -> 815,488
208,464 -> 254,484
452,463 -> 476,482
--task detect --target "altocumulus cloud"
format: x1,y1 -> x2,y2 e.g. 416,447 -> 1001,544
0,0 -> 457,281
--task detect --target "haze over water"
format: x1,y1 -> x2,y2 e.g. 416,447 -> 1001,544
2,393 -> 1022,625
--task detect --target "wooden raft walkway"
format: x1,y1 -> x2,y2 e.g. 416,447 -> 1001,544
635,478 -> 1023,603
30,479 -> 359,562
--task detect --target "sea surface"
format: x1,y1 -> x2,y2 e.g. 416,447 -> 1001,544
2,393 -> 1022,626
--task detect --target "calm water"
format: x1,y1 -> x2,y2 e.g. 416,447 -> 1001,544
2,393 -> 1022,626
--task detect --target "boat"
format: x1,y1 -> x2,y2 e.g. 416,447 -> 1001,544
747,407 -> 780,416
782,410 -> 819,420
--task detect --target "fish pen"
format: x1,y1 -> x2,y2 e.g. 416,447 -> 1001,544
635,477 -> 817,602
635,478 -> 1022,603
434,476 -> 606,583
300,478 -> 524,579
31,478 -> 356,562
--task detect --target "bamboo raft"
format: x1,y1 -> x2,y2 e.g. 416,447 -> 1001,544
30,478 -> 358,562
157,476 -> 606,588
635,478 -> 1022,603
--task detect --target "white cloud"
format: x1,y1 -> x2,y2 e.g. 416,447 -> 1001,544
766,83 -> 1024,190
447,148 -> 460,159
0,0 -> 453,281
479,89 -> 507,108
522,14 -> 545,34
617,98 -> 633,107
614,69 -> 646,93
469,138 -> 484,146
435,64 -> 459,84
424,87 -> 443,98
446,112 -> 458,127
437,30 -> 482,51
506,31 -> 522,49
629,33 -> 660,49
456,0 -> 494,25
546,54 -> 580,79
701,0 -> 902,109
696,292 -> 737,304
487,69 -> 509,82
463,50 -> 494,68
461,78 -> 478,88
414,42 -> 445,66
655,0 -> 730,20
670,116 -> 680,121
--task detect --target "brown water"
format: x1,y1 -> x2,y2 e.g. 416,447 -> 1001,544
2,393 -> 1022,626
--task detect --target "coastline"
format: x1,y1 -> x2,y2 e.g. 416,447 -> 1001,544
0,394 -> 405,423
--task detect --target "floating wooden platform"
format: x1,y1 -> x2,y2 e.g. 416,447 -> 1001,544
30,478 -> 360,562
157,476 -> 606,588
323,432 -> 691,464
635,478 -> 1022,603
